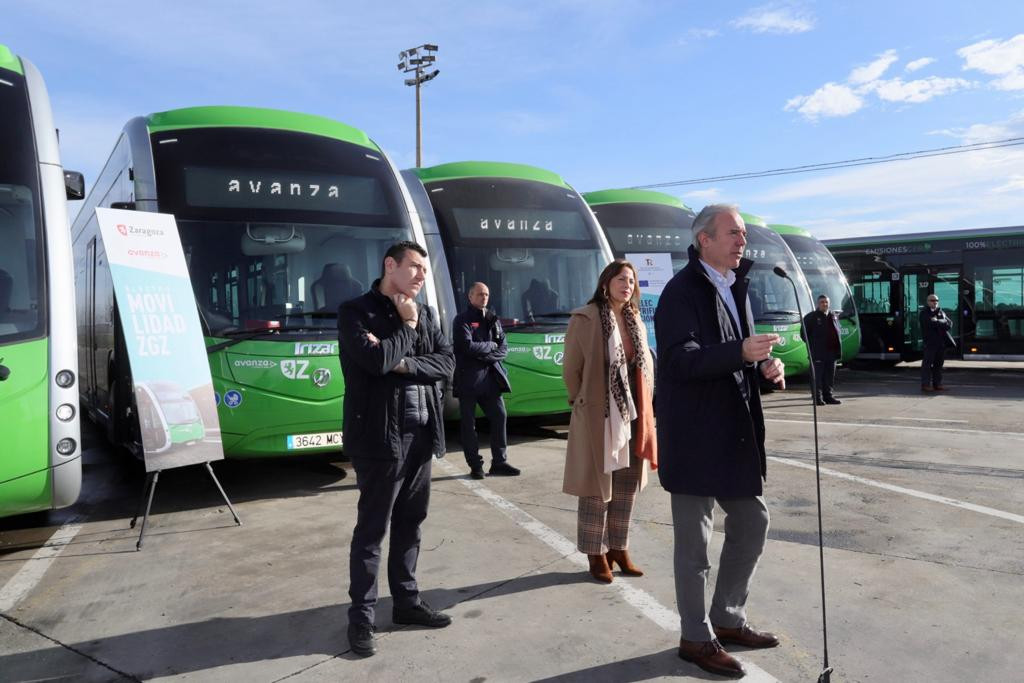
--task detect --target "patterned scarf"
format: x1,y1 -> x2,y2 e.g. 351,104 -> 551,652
599,303 -> 649,420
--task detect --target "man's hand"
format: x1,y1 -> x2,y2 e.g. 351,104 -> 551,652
392,357 -> 410,374
391,293 -> 418,327
760,357 -> 785,389
365,332 -> 380,346
742,333 -> 780,363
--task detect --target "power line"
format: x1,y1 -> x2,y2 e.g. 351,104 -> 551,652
629,136 -> 1024,189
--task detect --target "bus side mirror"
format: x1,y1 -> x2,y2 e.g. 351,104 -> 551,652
110,201 -> 136,210
64,171 -> 85,200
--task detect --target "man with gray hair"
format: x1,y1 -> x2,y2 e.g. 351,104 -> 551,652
654,204 -> 785,678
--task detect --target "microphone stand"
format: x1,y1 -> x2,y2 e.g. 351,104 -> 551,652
773,266 -> 833,683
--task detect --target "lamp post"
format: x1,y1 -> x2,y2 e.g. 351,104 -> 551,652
398,43 -> 439,167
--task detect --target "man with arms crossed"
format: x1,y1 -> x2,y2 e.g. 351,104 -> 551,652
338,241 -> 455,657
654,205 -> 785,678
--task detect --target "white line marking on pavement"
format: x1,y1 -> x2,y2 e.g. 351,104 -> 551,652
768,412 -> 969,424
769,457 -> 1024,525
766,418 -> 1024,439
0,519 -> 84,613
435,459 -> 781,683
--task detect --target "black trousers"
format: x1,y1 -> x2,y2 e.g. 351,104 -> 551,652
813,356 -> 837,399
921,346 -> 946,388
459,393 -> 508,469
348,426 -> 433,626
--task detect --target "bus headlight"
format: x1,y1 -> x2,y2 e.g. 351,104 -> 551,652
56,403 -> 76,422
55,370 -> 75,388
56,438 -> 77,456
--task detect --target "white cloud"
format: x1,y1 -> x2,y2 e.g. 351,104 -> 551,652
682,27 -> 720,42
905,57 -> 935,72
848,50 -> 899,85
991,174 -> 1024,194
929,109 -> 1024,144
683,188 -> 722,201
958,34 -> 1024,90
868,76 -> 973,104
732,3 -> 814,35
784,83 -> 864,120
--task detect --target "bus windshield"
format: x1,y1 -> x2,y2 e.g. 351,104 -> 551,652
151,128 -> 414,336
782,233 -> 857,319
744,227 -> 813,323
593,202 -> 694,272
426,178 -> 606,324
0,72 -> 44,344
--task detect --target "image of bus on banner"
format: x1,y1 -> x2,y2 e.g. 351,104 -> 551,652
71,106 -> 434,457
403,161 -> 613,416
0,44 -> 83,517
769,223 -> 861,366
584,190 -> 812,378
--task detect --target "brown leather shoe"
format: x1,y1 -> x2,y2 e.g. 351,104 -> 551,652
713,623 -> 780,649
678,638 -> 745,678
934,385 -> 948,391
587,554 -> 613,583
606,548 -> 644,576
922,385 -> 933,392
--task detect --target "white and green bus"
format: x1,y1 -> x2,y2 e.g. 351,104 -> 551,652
0,45 -> 83,518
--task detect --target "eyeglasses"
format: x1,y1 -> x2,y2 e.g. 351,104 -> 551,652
927,298 -> 939,303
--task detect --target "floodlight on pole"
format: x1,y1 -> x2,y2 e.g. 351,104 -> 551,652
398,43 -> 439,167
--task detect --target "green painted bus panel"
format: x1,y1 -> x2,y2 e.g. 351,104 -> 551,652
767,223 -> 813,238
414,161 -> 571,189
169,421 -> 205,444
207,338 -> 345,457
754,322 -> 810,377
0,339 -> 51,512
839,319 -> 862,364
502,330 -> 570,415
147,107 -> 379,151
582,189 -> 691,210
740,212 -> 768,228
0,44 -> 23,75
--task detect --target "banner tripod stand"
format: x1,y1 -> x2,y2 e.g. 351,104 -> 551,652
130,462 -> 242,550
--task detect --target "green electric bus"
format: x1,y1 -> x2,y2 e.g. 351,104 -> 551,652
769,224 -> 861,365
72,106 -> 434,457
403,161 -> 613,415
1,45 -> 83,517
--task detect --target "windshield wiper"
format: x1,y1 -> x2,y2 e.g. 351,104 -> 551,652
207,325 -> 331,354
761,309 -> 799,316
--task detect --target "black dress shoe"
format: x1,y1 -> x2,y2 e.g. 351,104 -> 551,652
470,467 -> 485,480
392,601 -> 452,628
489,462 -> 521,476
823,396 -> 841,405
815,397 -> 826,406
347,623 -> 376,657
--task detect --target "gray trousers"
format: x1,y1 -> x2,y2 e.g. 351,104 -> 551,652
670,494 -> 770,641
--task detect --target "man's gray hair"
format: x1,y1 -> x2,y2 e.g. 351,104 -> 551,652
692,203 -> 741,252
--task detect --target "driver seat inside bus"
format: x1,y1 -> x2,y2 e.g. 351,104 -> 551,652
312,263 -> 363,312
522,277 -> 559,320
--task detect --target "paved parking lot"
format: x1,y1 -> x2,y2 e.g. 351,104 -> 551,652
1,363 -> 1022,682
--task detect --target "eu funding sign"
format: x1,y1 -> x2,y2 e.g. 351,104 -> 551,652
627,252 -> 674,353
95,208 -> 224,472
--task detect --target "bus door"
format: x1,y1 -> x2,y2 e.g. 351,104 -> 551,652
847,266 -> 902,360
902,266 -> 962,358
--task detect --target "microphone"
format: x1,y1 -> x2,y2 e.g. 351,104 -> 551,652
772,265 -> 834,683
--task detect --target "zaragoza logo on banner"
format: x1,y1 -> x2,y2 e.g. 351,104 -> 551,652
95,208 -> 224,472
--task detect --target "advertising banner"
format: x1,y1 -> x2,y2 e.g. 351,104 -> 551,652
96,208 -> 223,472
627,252 -> 674,353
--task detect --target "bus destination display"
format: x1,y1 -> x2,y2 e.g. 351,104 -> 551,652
452,207 -> 589,241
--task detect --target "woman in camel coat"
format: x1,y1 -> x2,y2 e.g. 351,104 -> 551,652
562,259 -> 657,583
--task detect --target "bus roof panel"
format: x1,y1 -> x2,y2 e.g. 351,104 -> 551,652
768,223 -> 814,238
413,161 -> 571,189
146,106 -> 379,151
740,211 -> 768,228
582,188 -> 692,211
0,44 -> 24,75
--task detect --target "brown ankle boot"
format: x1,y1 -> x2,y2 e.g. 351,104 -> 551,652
587,554 -> 613,583
606,548 -> 644,576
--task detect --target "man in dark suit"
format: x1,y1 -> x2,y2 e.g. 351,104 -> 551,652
453,282 -> 518,479
654,204 -> 786,679
337,241 -> 455,657
920,294 -> 953,392
803,294 -> 843,405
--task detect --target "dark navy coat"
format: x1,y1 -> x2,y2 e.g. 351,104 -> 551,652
337,281 -> 454,460
653,246 -> 767,497
452,306 -> 511,397
802,309 -> 843,361
920,306 -> 954,349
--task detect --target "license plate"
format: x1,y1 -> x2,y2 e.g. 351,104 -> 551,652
286,431 -> 343,450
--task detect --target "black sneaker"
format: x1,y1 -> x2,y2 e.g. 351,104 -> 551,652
392,601 -> 452,628
347,623 -> 376,657
489,462 -> 521,476
469,467 -> 485,480
823,396 -> 842,405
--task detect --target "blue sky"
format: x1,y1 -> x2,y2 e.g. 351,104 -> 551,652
6,1 -> 1024,238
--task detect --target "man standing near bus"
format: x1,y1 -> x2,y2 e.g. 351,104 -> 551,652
453,282 -> 518,479
337,241 -> 455,657
654,204 -> 785,678
803,294 -> 843,405
920,294 -> 953,392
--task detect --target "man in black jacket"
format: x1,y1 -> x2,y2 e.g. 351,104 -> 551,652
654,204 -> 786,679
803,294 -> 843,405
337,241 -> 455,657
920,294 -> 953,392
453,282 -> 518,479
